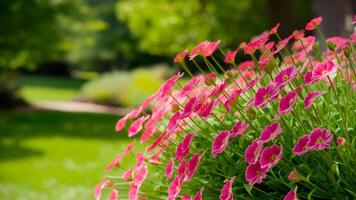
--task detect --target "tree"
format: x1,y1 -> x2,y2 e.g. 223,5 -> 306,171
116,0 -> 268,56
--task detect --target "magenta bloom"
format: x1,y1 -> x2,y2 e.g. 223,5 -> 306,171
304,71 -> 317,85
204,72 -> 217,85
279,91 -> 297,115
168,176 -> 182,199
198,100 -> 217,119
259,122 -> 282,143
245,140 -> 264,164
115,116 -> 128,132
187,153 -> 202,180
109,189 -> 118,200
223,89 -> 242,113
194,187 -> 204,200
307,128 -> 333,150
203,40 -> 221,57
270,23 -> 280,34
304,91 -> 323,109
179,75 -> 203,97
305,16 -> 322,30
288,171 -> 301,183
181,97 -> 197,119
212,131 -> 230,158
105,141 -> 135,172
292,135 -> 310,155
254,84 -> 279,108
128,115 -> 150,137
273,66 -> 298,88
230,121 -> 249,138
177,160 -> 188,182
176,133 -> 195,160
157,72 -> 184,98
165,159 -> 174,180
174,49 -> 188,63
219,176 -> 235,200
95,179 -> 111,200
312,60 -> 337,82
245,162 -> 268,186
284,187 -> 298,200
209,79 -> 227,98
259,145 -> 283,169
224,50 -> 238,64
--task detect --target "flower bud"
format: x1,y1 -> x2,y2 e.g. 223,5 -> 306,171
288,170 -> 302,183
204,72 -> 216,86
337,137 -> 345,146
343,45 -> 351,58
327,41 -> 336,51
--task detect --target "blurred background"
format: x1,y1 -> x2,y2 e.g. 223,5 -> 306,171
0,0 -> 354,199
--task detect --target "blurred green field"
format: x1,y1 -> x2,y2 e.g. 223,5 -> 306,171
18,75 -> 86,103
0,110 -> 138,199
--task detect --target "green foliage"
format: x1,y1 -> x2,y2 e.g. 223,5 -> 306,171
78,65 -> 170,107
116,0 -> 268,55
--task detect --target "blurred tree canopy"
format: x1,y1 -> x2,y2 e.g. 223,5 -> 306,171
116,0 -> 268,55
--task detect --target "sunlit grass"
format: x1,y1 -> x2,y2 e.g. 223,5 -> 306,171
0,110 -> 137,200
18,75 -> 86,103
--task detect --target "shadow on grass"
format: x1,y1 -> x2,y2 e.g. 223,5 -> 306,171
0,140 -> 43,161
0,110 -> 127,140
17,75 -> 86,90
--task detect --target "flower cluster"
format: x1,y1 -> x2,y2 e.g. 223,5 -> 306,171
96,16 -> 356,200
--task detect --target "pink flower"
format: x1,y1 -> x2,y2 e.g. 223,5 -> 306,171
95,179 -> 111,200
123,168 -> 134,181
293,30 -> 305,40
115,116 -> 128,132
279,91 -> 297,115
245,162 -> 268,186
283,187 -> 298,200
337,137 -> 345,146
312,60 -> 337,82
165,159 -> 174,180
224,50 -> 238,64
219,176 -> 235,200
273,66 -> 298,88
157,72 -> 184,98
274,34 -> 294,54
174,49 -> 188,63
244,32 -> 270,55
259,122 -> 282,143
353,15 -> 356,25
194,188 -> 204,200
189,40 -> 220,60
177,160 -> 188,182
305,17 -> 322,30
254,84 -> 279,108
198,100 -> 217,119
204,72 -> 217,85
270,23 -> 280,34
230,121 -> 249,138
304,71 -> 317,85
209,79 -> 227,98
259,145 -> 283,169
203,40 -> 221,57
109,189 -> 118,200
179,75 -> 203,97
167,112 -> 181,135
168,176 -> 182,199
292,135 -> 310,155
212,131 -> 230,158
105,141 -> 135,172
187,153 -> 202,180
128,115 -> 150,137
245,140 -> 264,164
176,133 -> 195,160
307,128 -> 333,150
304,91 -> 323,109
223,89 -> 242,113
181,196 -> 192,200
244,77 -> 260,92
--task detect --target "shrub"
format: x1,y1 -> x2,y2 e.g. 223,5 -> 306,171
96,16 -> 356,200
78,65 -> 170,107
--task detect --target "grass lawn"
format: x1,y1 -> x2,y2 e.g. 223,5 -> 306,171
0,110 -> 138,200
18,75 -> 86,103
